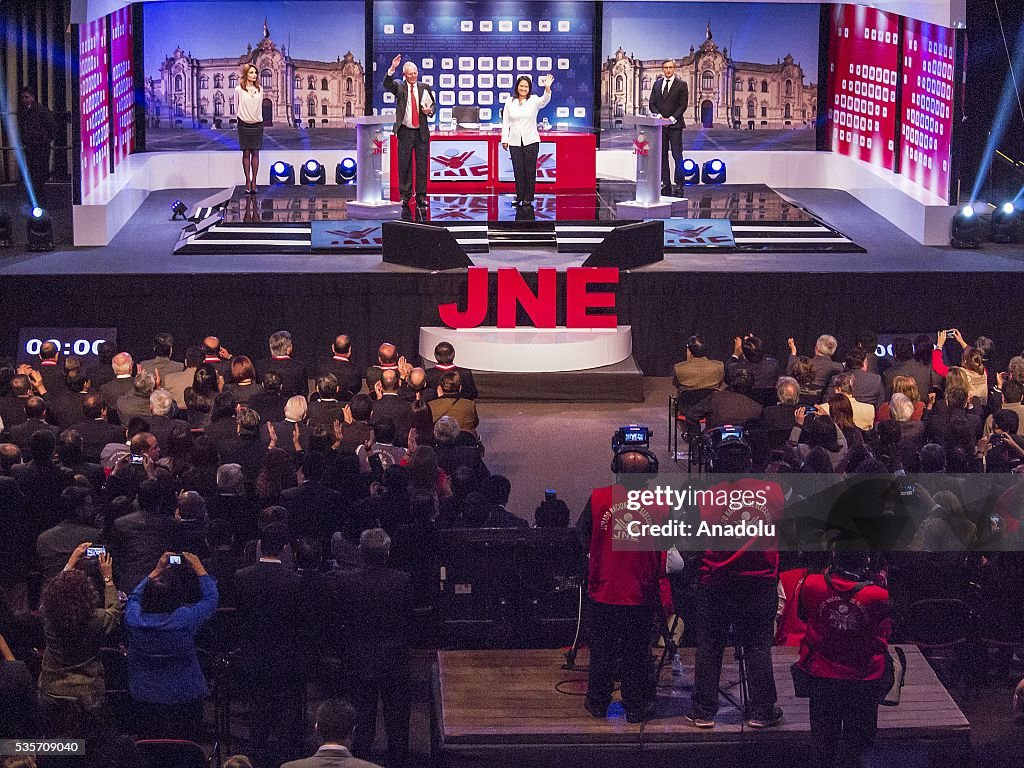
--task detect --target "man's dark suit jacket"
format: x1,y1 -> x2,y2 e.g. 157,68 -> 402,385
46,391 -> 88,429
425,365 -> 478,400
219,436 -> 267,482
68,418 -> 125,463
884,360 -> 941,400
0,660 -> 37,738
760,404 -> 798,431
203,416 -> 239,453
279,480 -> 345,540
248,391 -> 288,424
234,560 -> 305,689
308,399 -> 345,430
146,414 -> 179,450
788,354 -> 844,390
365,365 -> 400,399
648,75 -> 688,127
36,520 -> 102,582
0,396 -> 30,431
317,357 -> 363,399
256,357 -> 309,399
850,369 -> 886,408
383,72 -> 435,141
324,565 -> 413,678
37,362 -> 65,394
686,391 -> 763,429
110,509 -> 178,593
99,376 -> 135,419
86,362 -> 115,389
727,357 -> 783,390
262,419 -> 311,455
60,459 -> 105,495
7,418 -> 60,452
370,394 -> 413,438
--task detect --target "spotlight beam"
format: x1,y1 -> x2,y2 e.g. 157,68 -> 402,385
0,77 -> 39,209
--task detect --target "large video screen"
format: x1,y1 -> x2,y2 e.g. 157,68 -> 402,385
826,4 -> 899,170
142,1 -> 366,151
79,17 -> 110,199
111,6 -> 136,169
899,18 -> 955,201
371,1 -> 597,130
601,2 -> 821,151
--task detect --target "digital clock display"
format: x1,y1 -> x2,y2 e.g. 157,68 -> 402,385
17,327 -> 118,366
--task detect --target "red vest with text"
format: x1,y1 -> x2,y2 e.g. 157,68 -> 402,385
698,478 -> 783,583
797,573 -> 891,681
587,485 -> 667,607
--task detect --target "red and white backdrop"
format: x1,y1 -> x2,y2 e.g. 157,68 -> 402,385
111,7 -> 136,171
78,17 -> 110,199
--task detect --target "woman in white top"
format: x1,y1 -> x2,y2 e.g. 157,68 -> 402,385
235,63 -> 264,194
501,75 -> 552,207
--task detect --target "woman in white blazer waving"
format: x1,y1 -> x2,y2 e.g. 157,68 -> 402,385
501,74 -> 552,207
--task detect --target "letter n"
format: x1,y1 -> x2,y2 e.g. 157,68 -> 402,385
496,268 -> 556,328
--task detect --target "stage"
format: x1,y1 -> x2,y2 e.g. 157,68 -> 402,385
430,646 -> 970,768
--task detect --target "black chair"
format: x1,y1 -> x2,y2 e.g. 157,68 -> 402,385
135,739 -> 208,768
669,388 -> 716,470
904,598 -> 971,690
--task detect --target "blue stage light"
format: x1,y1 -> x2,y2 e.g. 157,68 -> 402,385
336,157 -> 357,184
951,204 -> 981,248
992,201 -> 1020,244
678,158 -> 700,186
701,159 -> 727,184
26,207 -> 53,252
170,200 -> 188,221
270,161 -> 295,185
300,159 -> 326,185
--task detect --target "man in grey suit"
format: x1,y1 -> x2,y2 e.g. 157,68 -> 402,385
282,699 -> 382,768
673,336 -> 724,392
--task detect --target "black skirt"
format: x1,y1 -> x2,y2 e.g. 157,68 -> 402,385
237,120 -> 264,150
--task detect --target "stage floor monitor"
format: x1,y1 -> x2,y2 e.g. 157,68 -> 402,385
382,220 -> 474,270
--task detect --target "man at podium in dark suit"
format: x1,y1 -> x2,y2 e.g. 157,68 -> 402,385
647,59 -> 688,194
384,53 -> 435,212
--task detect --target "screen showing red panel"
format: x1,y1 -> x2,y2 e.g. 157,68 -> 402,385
111,7 -> 136,169
899,18 -> 954,201
79,17 -> 110,199
827,4 -> 899,170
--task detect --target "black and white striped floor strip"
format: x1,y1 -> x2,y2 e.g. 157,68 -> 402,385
728,220 -> 863,252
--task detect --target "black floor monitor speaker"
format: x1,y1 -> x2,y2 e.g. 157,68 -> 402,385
382,221 -> 474,270
581,220 -> 664,269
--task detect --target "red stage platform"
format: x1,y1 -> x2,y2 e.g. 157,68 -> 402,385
389,129 -> 597,196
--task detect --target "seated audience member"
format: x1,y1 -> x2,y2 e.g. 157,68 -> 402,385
102,429 -> 161,500
183,365 -> 220,430
428,371 -> 480,436
235,522 -> 305,768
401,367 -> 429,404
223,355 -> 260,404
925,383 -> 983,445
309,374 -> 346,428
844,347 -> 885,408
761,377 -> 801,430
204,519 -> 243,608
982,410 -> 1024,472
115,371 -> 156,426
0,618 -> 37,739
36,487 -> 101,584
99,353 -> 135,419
139,332 -> 184,381
0,375 -> 33,431
319,334 -> 363,399
55,431 -> 103,493
256,331 -> 308,398
146,389 -> 177,449
814,373 -> 875,431
787,335 -> 843,390
852,329 -> 890,375
883,393 -> 925,452
208,463 -> 258,543
203,392 -> 241,450
483,475 -> 528,528
164,346 -> 204,409
789,411 -> 848,471
38,545 -> 121,720
789,357 -> 822,405
686,367 -> 763,429
338,394 -> 374,455
34,341 -> 64,393
875,376 -> 924,423
356,417 -> 407,475
256,449 -> 299,508
933,331 -> 989,401
219,407 -> 268,481
282,698 -> 383,768
85,341 -> 117,390
985,379 -> 1024,437
174,491 -> 210,557
12,429 -> 74,532
180,436 -> 221,498
47,368 -> 91,428
371,370 -> 412,441
673,335 -> 724,392
159,423 -> 195,480
280,452 -> 344,541
201,336 -> 233,381
884,335 -> 939,399
727,334 -> 781,390
325,529 -> 412,767
264,395 -> 310,455
8,396 -> 60,451
110,477 -> 178,593
534,491 -> 571,527
432,416 -> 485,478
125,551 -> 218,740
68,394 -> 124,463
0,442 -> 22,476
824,393 -> 863,453
425,341 -> 478,400
365,343 -> 401,397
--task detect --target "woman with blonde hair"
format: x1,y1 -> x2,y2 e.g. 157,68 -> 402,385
235,63 -> 264,194
875,375 -> 923,422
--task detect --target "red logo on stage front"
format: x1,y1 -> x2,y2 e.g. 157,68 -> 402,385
431,149 -> 489,178
438,267 -> 619,329
325,225 -> 383,246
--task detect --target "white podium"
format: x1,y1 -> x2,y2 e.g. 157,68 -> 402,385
615,116 -> 687,220
347,115 -> 402,218
419,326 -> 633,373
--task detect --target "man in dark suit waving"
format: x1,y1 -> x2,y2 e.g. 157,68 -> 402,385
647,59 -> 688,194
384,54 -> 435,212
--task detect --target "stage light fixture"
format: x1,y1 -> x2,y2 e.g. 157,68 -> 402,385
270,161 -> 295,185
26,207 -> 53,251
950,204 -> 982,249
336,157 -> 357,184
701,158 -> 727,184
0,210 -> 12,247
300,159 -> 326,185
170,200 -> 188,221
678,158 -> 700,186
991,201 -> 1020,244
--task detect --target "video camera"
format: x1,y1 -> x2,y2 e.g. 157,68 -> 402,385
612,425 -> 651,451
702,424 -> 751,472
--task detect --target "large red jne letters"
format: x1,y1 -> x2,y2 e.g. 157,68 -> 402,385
438,267 -> 620,329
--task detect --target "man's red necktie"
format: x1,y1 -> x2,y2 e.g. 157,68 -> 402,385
410,84 -> 419,129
